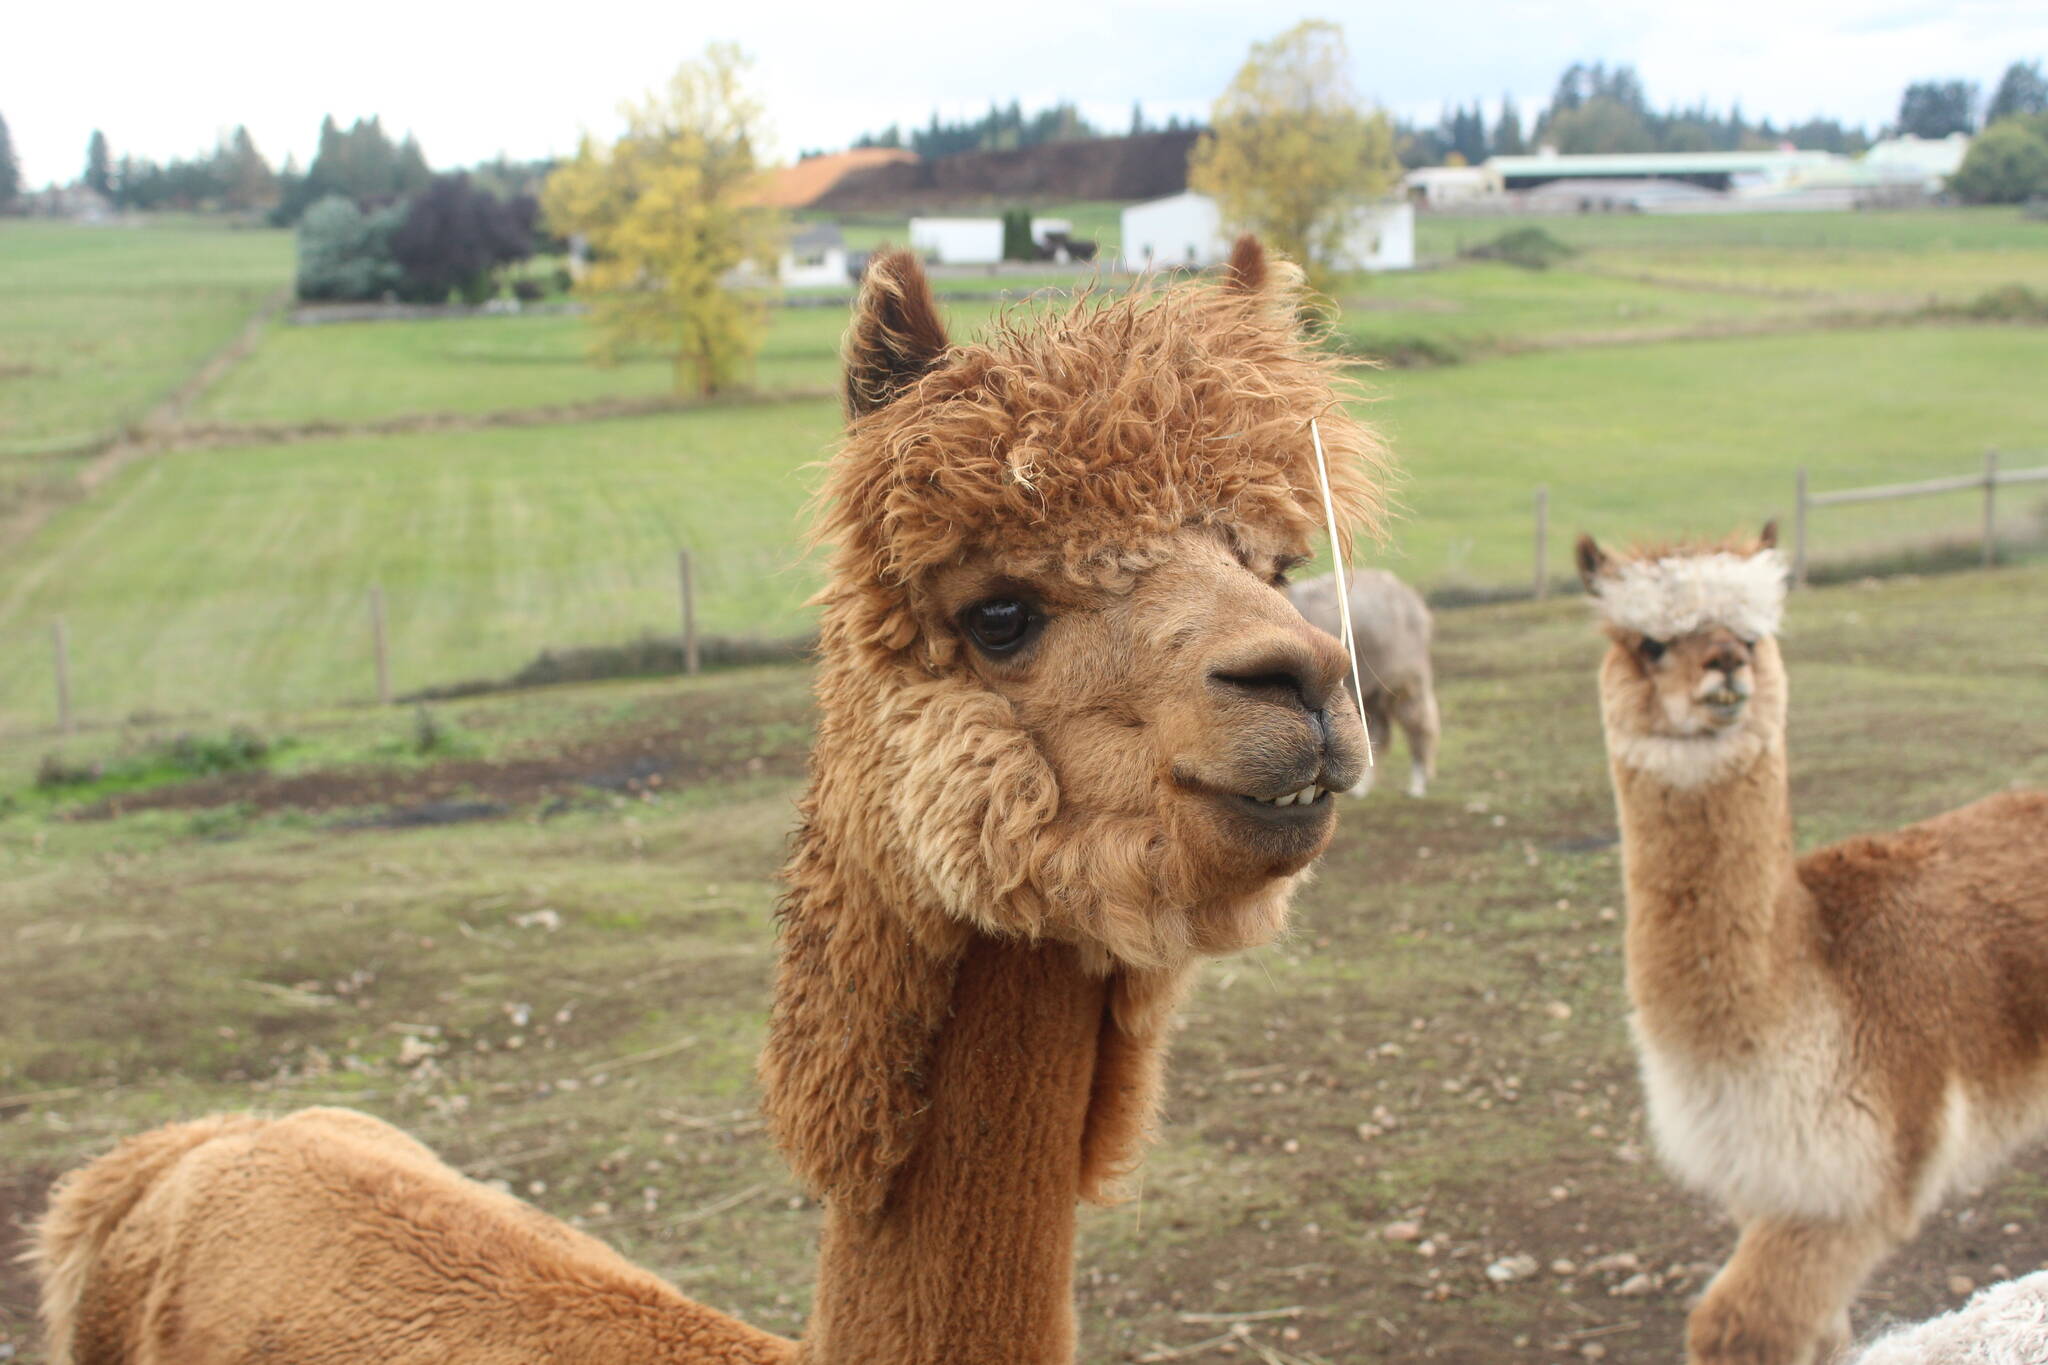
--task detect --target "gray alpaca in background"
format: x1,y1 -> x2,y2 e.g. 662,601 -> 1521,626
1287,570 -> 1440,798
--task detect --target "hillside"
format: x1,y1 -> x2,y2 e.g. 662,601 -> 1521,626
811,129 -> 1199,208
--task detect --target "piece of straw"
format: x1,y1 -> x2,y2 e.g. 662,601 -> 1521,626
1309,418 -> 1373,769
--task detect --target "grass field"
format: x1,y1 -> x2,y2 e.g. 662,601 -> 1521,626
1414,205 -> 2048,257
193,301 -> 1012,427
3,564 -> 2043,1363
0,219 -> 291,459
0,400 -> 840,727
7,324 -> 2042,729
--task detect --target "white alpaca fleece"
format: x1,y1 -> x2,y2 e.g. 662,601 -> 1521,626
1852,1270 -> 2048,1364
1593,550 -> 1788,641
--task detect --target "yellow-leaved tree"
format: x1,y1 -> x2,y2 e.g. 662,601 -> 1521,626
543,45 -> 781,396
1188,21 -> 1401,290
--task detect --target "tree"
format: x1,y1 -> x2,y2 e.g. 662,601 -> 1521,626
1493,96 -> 1525,156
0,113 -> 19,209
1949,120 -> 2048,203
1187,20 -> 1401,289
224,126 -> 277,212
1987,60 -> 2048,124
541,45 -> 781,396
85,130 -> 112,196
1897,80 -> 1978,138
389,174 -> 535,302
295,194 -> 406,300
1544,98 -> 1655,153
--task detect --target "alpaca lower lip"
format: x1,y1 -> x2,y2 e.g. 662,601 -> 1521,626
1221,789 -> 1336,828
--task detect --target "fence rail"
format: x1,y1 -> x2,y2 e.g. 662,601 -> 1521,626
1793,450 -> 2048,587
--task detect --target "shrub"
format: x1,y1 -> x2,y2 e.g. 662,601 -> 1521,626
295,195 -> 406,301
389,174 -> 535,303
1001,207 -> 1036,262
1950,122 -> 2048,204
1461,226 -> 1576,270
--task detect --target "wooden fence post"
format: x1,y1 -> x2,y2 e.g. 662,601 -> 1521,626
1983,447 -> 1999,569
52,618 -> 72,734
1532,486 -> 1549,600
369,587 -> 391,705
677,550 -> 700,676
1793,467 -> 1810,589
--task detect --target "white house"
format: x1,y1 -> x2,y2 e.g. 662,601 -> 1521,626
908,217 -> 1004,265
1119,192 -> 1414,272
780,223 -> 851,287
1119,192 -> 1224,270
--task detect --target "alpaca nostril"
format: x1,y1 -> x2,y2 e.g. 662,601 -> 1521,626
1209,633 -> 1343,714
1210,667 -> 1313,710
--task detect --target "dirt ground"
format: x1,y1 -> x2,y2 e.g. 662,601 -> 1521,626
3,570 -> 2047,1363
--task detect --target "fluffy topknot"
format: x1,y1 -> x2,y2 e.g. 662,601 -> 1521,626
1578,525 -> 1787,640
811,242 -> 1387,659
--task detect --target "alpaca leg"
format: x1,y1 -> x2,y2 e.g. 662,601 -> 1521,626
1392,687 -> 1439,799
1687,1216 -> 1894,1365
1349,704 -> 1391,797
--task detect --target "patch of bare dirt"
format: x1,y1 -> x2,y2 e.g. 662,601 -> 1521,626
70,694 -> 815,824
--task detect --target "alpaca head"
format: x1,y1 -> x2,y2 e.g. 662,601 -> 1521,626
1575,524 -> 1789,789
762,237 -> 1386,1212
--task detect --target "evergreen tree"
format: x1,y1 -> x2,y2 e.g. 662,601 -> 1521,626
85,130 -> 112,196
1130,102 -> 1147,135
1897,80 -> 1978,137
1987,60 -> 2048,124
225,126 -> 277,212
0,112 -> 20,209
1493,96 -> 1525,156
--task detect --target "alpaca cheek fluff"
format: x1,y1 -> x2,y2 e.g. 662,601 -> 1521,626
36,237 -> 1390,1365
1579,527 -> 2048,1365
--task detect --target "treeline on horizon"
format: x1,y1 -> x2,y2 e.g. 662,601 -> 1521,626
838,58 -> 2047,168
2,55 -> 2043,219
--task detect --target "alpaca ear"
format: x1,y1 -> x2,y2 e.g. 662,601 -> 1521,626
1757,519 -> 1779,551
1576,533 -> 1611,593
1223,234 -> 1267,294
758,817 -> 966,1217
1079,966 -> 1193,1204
843,247 -> 950,418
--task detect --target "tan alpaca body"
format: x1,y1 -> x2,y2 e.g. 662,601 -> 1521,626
1581,528 -> 2048,1365
35,1109 -> 792,1365
1286,569 -> 1439,798
37,238 -> 1386,1364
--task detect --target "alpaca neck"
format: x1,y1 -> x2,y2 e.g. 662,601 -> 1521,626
1612,731 -> 1812,1054
802,935 -> 1108,1365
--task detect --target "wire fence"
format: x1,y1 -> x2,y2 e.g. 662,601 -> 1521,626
4,458 -> 2044,741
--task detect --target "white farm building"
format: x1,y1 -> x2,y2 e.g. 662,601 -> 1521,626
1118,192 -> 1413,273
908,217 -> 1005,265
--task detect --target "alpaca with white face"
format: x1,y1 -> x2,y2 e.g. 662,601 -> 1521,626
1578,524 -> 2048,1365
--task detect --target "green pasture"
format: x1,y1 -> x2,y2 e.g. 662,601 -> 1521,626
0,402 -> 838,728
1415,205 -> 2048,258
1328,261 -> 1800,358
0,219 -> 292,458
193,300 -> 1021,427
5,326 -> 2045,728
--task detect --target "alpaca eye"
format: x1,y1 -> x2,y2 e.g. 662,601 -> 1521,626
962,598 -> 1034,654
1640,638 -> 1669,662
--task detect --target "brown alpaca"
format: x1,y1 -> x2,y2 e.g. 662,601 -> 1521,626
1577,525 -> 2048,1365
35,237 -> 1386,1365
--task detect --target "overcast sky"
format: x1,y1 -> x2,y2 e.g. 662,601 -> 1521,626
6,1 -> 2044,186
